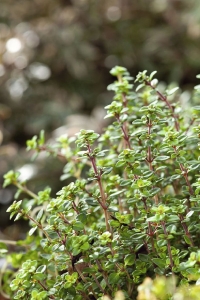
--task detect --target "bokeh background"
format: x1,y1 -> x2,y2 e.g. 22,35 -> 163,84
1,0 -> 200,238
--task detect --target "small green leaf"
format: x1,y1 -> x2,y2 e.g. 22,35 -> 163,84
36,265 -> 46,273
155,156 -> 170,161
102,167 -> 113,175
152,258 -> 166,269
36,209 -> 43,222
136,83 -> 145,92
80,242 -> 90,251
33,273 -> 46,281
138,254 -> 149,262
108,273 -> 120,284
149,187 -> 161,196
109,220 -> 120,227
116,160 -> 126,167
166,87 -> 179,95
73,221 -> 84,231
183,235 -> 192,245
29,226 -> 37,236
170,174 -> 181,180
124,254 -> 135,266
14,213 -> 23,221
149,71 -> 157,80
186,211 -> 194,218
77,213 -> 87,224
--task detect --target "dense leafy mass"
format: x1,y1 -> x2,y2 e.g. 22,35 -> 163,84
2,67 -> 200,299
1,0 -> 200,197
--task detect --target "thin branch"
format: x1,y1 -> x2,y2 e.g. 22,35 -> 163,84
37,281 -> 55,299
145,81 -> 179,131
15,182 -> 38,200
87,144 -> 110,232
161,221 -> 174,272
26,213 -> 52,242
173,146 -> 194,196
0,239 -> 17,246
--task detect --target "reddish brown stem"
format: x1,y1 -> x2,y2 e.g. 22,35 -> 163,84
173,146 -> 194,196
87,144 -> 110,232
145,81 -> 179,131
37,281 -> 55,299
161,221 -> 174,271
142,198 -> 156,253
179,214 -> 194,246
145,119 -> 159,204
121,124 -> 132,149
26,213 -> 52,242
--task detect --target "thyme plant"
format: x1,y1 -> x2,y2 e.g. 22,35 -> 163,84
2,66 -> 200,299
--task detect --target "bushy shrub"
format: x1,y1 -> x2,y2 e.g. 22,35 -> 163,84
2,66 -> 200,299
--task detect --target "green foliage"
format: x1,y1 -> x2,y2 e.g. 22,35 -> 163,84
2,67 -> 200,299
2,0 -> 200,226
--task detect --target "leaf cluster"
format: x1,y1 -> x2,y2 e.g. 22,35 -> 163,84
2,67 -> 200,299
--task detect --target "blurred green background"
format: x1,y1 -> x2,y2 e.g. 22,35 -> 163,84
1,0 -> 200,236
